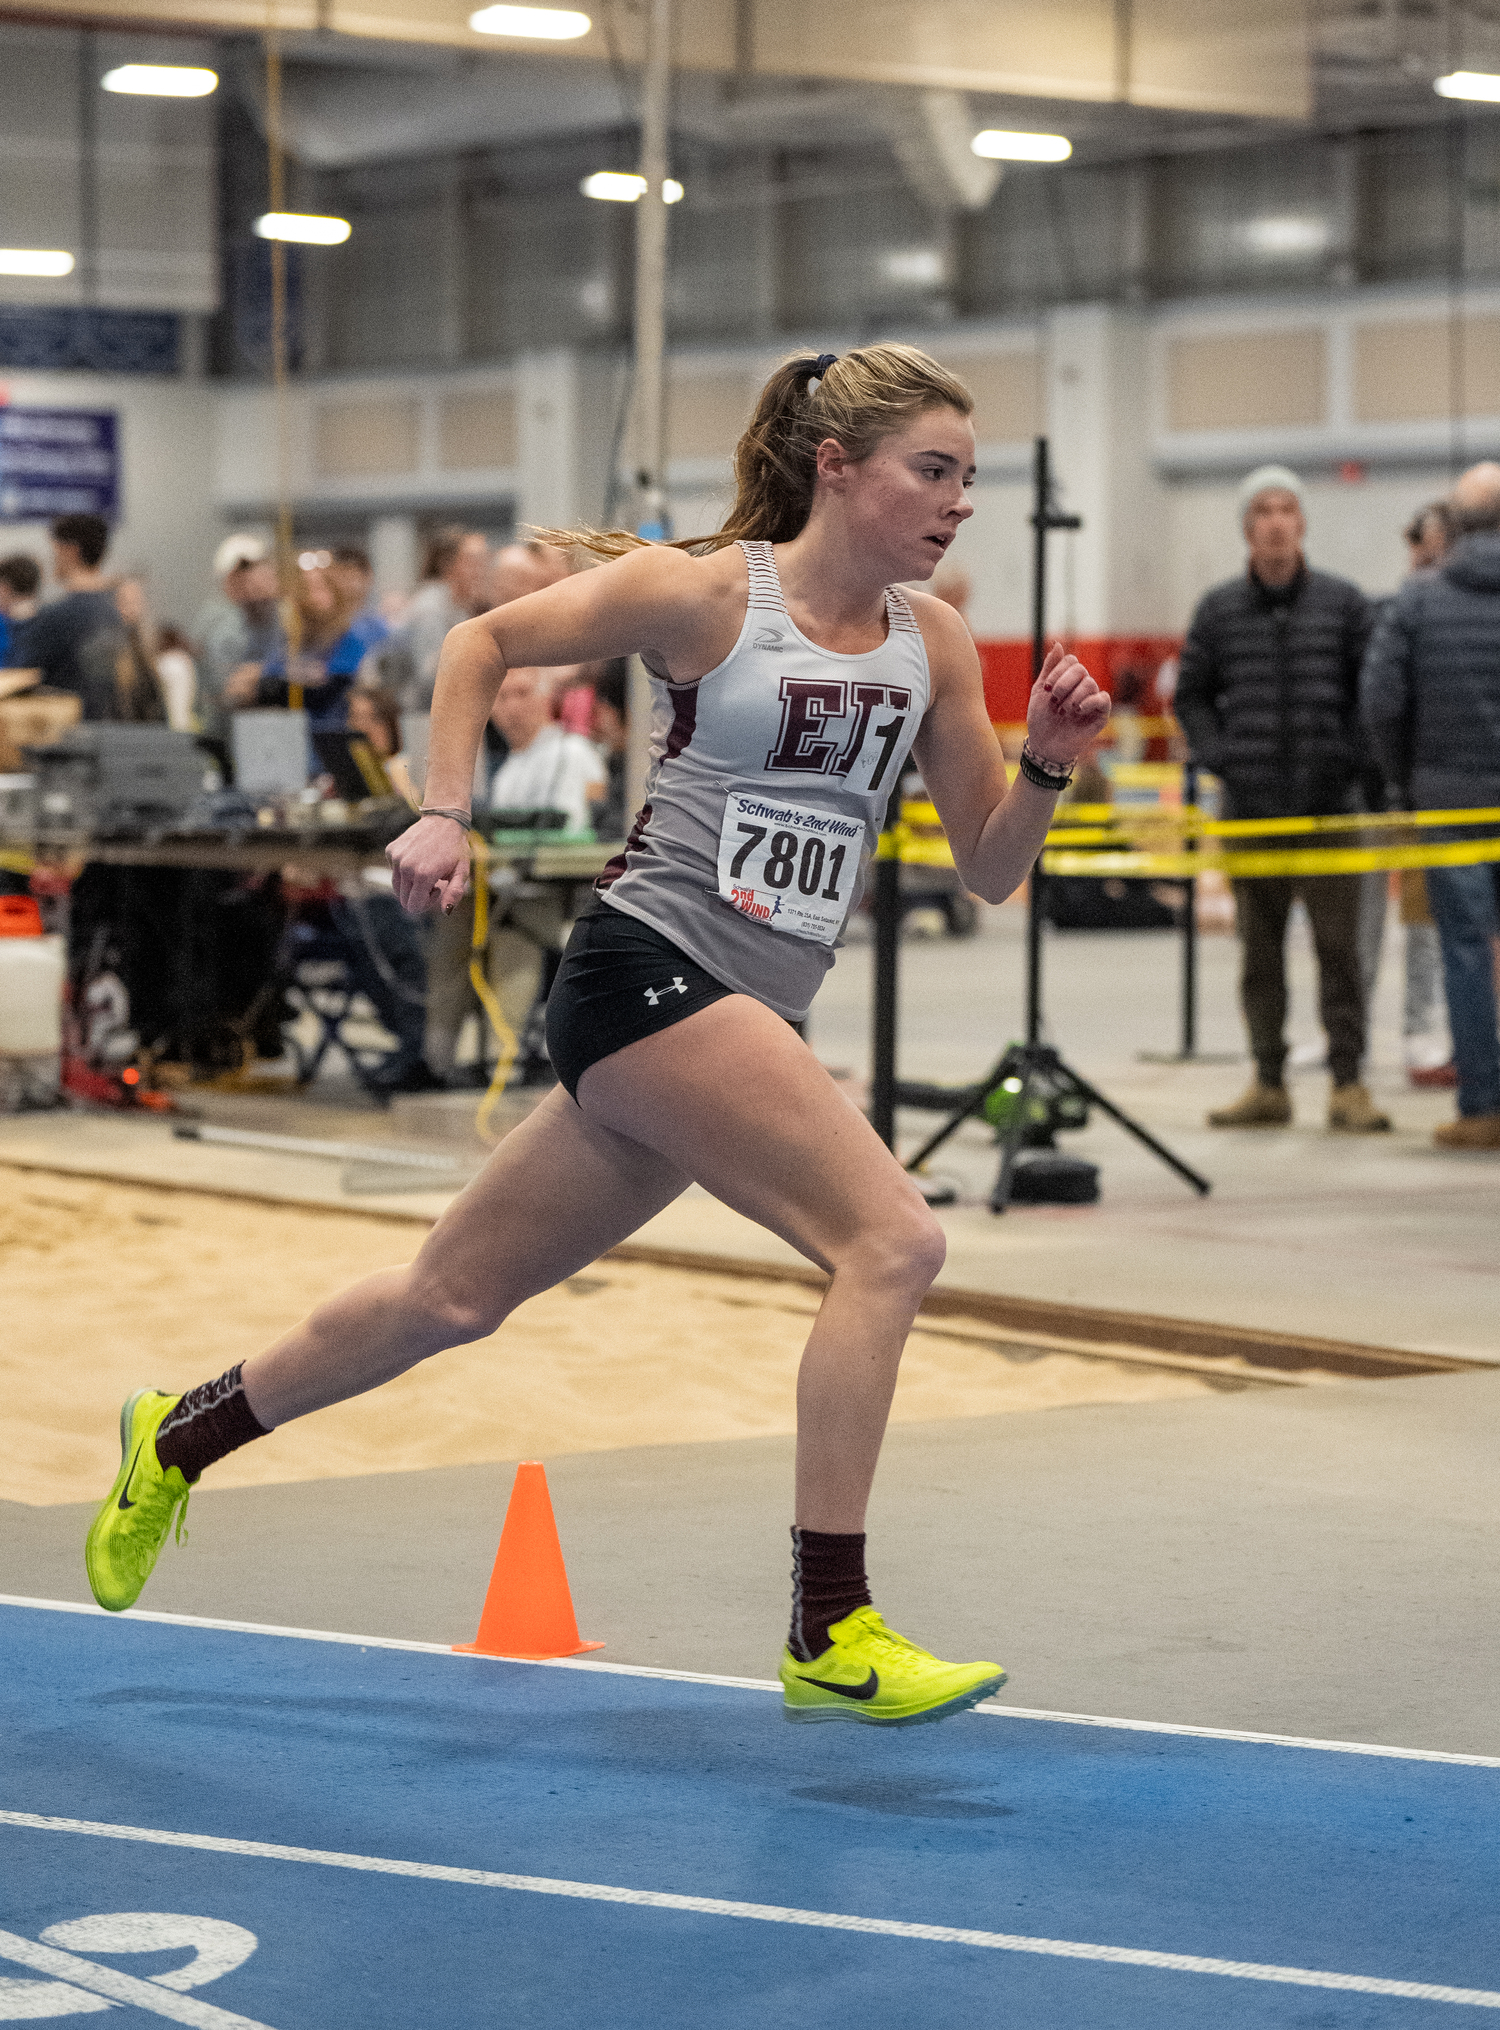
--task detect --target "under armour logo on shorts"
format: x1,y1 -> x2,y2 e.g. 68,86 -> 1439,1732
643,977 -> 688,1007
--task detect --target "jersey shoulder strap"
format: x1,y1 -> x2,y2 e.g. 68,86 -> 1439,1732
739,539 -> 788,613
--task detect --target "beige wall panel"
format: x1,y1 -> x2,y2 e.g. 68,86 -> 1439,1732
7,0 -> 1307,109
1167,331 -> 1326,432
16,0 -> 317,26
315,397 -> 420,479
941,351 -> 1042,442
1463,319 -> 1500,414
439,389 -> 517,470
752,0 -> 1116,97
668,373 -> 757,461
1129,0 -> 1309,118
1354,318 -> 1500,422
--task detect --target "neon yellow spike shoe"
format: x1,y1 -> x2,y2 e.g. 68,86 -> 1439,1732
85,1389 -> 191,1612
779,1606 -> 1006,1727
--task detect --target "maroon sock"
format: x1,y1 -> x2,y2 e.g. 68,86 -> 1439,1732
788,1526 -> 872,1661
154,1364 -> 269,1486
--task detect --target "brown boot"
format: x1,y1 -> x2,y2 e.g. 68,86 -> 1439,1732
1434,1111 -> 1500,1149
1328,1082 -> 1392,1133
1207,1081 -> 1292,1128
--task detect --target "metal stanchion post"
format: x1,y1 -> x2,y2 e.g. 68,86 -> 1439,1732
1140,758 -> 1235,1065
1025,858 -> 1044,1048
903,435 -> 1211,1209
1181,760 -> 1198,1059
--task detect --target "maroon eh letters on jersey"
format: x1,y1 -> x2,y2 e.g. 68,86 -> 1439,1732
765,677 -> 912,789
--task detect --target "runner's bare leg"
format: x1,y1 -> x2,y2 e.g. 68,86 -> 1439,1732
242,996 -> 942,1533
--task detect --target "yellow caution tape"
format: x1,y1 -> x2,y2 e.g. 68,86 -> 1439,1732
1047,803 -> 1500,844
1043,837 -> 1500,879
884,798 -> 1500,878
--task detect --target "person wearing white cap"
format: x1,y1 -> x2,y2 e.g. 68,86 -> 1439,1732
1176,467 -> 1391,1132
193,534 -> 284,743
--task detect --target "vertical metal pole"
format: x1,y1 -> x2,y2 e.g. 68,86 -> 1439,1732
1030,436 -> 1049,683
870,821 -> 900,1150
1025,869 -> 1044,1048
76,29 -> 98,307
633,0 -> 672,533
1180,759 -> 1199,1058
264,0 -> 300,669
1026,435 -> 1049,1049
623,0 -> 672,830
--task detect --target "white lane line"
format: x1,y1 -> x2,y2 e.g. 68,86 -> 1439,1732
0,1926 -> 276,2029
5,1595 -> 1499,1768
2,1813 -> 1496,2009
974,1705 -> 1500,1770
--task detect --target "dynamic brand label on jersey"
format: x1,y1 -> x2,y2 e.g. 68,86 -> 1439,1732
716,790 -> 864,944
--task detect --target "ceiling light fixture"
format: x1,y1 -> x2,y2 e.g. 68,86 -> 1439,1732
253,212 -> 352,245
102,63 -> 218,96
1245,215 -> 1328,256
970,129 -> 1072,163
0,249 -> 75,276
469,5 -> 590,36
1435,70 -> 1500,102
580,171 -> 683,203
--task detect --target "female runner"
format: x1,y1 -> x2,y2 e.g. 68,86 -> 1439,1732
87,343 -> 1109,1727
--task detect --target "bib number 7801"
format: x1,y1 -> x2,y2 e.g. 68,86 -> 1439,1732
716,791 -> 865,944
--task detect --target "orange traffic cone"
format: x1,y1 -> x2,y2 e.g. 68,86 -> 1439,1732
454,1461 -> 604,1661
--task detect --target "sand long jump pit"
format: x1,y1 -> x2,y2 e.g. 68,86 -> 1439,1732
1,1166 -> 1358,1510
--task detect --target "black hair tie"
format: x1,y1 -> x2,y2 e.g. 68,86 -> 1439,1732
805,352 -> 838,388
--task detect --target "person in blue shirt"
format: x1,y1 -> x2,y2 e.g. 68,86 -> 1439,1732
227,555 -> 368,733
0,554 -> 41,666
329,546 -> 391,661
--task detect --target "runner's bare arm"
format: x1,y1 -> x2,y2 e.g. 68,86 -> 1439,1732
389,544 -> 739,915
909,601 -> 1109,904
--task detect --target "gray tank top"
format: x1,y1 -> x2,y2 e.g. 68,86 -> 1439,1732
596,539 -> 931,1020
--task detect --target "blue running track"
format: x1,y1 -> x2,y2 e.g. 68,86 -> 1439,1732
1,1599 -> 1497,2027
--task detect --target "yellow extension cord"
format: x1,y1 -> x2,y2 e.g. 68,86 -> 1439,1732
465,833 -> 520,1144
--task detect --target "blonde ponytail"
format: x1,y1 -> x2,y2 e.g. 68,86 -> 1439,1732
534,342 -> 973,561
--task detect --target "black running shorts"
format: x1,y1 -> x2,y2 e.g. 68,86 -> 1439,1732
545,901 -> 735,1101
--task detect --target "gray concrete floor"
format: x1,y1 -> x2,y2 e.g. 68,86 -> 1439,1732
9,1364 -> 1499,1756
3,895 -> 1493,1358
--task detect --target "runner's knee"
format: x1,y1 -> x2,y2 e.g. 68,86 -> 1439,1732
840,1204 -> 946,1297
404,1263 -> 508,1348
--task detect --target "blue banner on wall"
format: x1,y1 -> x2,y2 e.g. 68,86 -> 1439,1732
0,407 -> 120,522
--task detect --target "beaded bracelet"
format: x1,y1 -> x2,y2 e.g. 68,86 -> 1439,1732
418,805 -> 473,828
1017,741 -> 1074,792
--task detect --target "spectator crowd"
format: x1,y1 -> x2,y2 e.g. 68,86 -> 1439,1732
0,515 -> 629,1098
1178,458 -> 1500,1151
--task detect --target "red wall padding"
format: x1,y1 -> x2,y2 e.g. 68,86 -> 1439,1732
976,636 -> 1183,723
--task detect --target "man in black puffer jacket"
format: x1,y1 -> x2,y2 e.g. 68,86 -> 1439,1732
1177,465 -> 1388,1133
1362,461 -> 1500,1150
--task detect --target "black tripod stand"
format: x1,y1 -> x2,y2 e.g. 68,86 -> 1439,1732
905,436 -> 1212,1213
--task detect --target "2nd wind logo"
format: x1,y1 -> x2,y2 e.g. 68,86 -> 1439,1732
731,887 -> 782,923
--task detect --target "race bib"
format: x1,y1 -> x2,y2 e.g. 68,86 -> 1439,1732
716,790 -> 864,944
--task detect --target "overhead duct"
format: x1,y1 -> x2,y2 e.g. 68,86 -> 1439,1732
881,88 -> 1001,213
